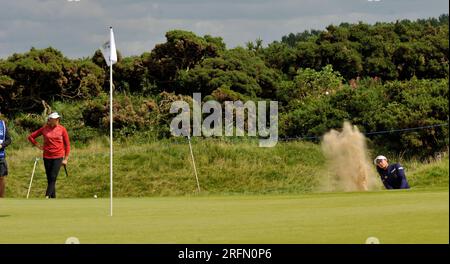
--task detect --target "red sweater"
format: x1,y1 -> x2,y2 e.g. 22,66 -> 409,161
28,125 -> 70,159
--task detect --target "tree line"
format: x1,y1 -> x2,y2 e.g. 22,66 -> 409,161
0,15 -> 448,157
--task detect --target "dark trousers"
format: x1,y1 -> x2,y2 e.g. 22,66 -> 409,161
0,159 -> 8,198
43,158 -> 63,198
0,177 -> 5,198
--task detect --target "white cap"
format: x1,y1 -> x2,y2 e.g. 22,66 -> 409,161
47,112 -> 61,120
373,155 -> 387,165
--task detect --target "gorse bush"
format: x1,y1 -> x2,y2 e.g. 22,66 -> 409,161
280,78 -> 449,157
82,94 -> 159,133
0,48 -> 105,114
13,113 -> 45,132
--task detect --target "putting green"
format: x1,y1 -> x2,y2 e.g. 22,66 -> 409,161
0,189 -> 448,244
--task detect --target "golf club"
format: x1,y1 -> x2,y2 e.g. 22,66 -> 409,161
26,157 -> 39,199
63,164 -> 68,177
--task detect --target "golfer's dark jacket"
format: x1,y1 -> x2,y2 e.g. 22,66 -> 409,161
376,163 -> 410,189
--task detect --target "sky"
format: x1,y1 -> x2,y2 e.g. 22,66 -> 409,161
0,0 -> 448,59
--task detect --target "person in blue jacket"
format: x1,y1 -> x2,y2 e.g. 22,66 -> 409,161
0,113 -> 12,197
374,155 -> 410,189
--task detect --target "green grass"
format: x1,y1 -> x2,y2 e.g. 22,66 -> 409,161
3,136 -> 448,244
5,138 -> 448,198
6,139 -> 327,198
0,189 -> 447,244
404,157 -> 449,188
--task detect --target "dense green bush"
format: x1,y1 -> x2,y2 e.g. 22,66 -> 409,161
13,113 -> 45,132
268,14 -> 449,81
277,65 -> 343,106
0,48 -> 106,114
144,30 -> 224,91
280,78 -> 449,157
176,47 -> 282,98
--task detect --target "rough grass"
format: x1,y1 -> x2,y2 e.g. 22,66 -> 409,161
6,138 -> 327,198
4,135 -> 448,198
404,155 -> 449,188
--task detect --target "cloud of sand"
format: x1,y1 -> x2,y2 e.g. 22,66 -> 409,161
321,121 -> 379,192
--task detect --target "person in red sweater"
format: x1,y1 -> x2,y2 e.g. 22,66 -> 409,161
28,112 -> 70,198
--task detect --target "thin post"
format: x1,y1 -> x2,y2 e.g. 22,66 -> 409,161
109,62 -> 113,216
187,135 -> 200,193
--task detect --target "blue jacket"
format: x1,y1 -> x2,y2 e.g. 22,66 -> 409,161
376,163 -> 410,189
0,120 -> 12,159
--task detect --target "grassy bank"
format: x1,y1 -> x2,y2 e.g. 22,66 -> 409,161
4,136 -> 448,198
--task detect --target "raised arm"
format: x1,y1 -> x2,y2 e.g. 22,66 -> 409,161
28,127 -> 44,147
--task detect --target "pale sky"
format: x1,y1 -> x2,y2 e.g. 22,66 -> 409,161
0,0 -> 448,59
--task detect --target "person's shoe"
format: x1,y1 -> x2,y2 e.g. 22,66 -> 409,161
45,196 -> 49,199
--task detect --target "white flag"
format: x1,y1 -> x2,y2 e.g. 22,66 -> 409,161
100,27 -> 117,66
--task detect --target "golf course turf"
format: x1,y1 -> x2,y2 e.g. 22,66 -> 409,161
1,188 -> 448,244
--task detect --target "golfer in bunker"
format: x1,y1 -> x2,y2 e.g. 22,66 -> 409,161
28,112 -> 70,198
374,155 -> 410,189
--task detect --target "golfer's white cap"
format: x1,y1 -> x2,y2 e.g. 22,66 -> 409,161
47,112 -> 61,119
374,155 -> 387,165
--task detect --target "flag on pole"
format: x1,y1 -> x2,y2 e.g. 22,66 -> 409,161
100,27 -> 117,66
101,27 -> 117,217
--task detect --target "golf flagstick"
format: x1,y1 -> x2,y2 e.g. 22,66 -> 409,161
187,134 -> 201,193
26,158 -> 38,199
101,26 -> 117,217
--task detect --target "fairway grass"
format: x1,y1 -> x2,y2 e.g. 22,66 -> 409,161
0,189 -> 448,244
